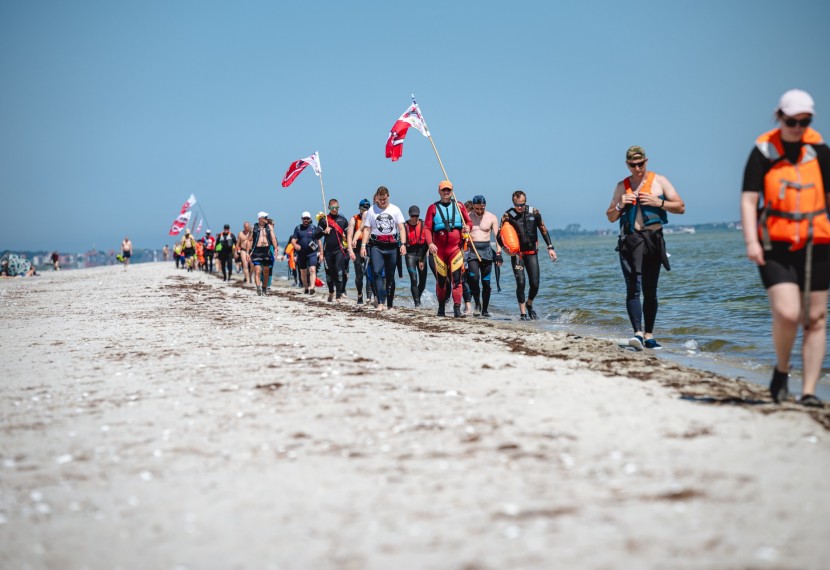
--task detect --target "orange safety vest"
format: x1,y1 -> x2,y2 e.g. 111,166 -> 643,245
756,127 -> 830,250
352,213 -> 363,242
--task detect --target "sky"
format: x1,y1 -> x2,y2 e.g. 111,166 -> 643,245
2,0 -> 829,252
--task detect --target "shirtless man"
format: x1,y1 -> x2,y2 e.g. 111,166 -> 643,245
251,212 -> 277,296
121,237 -> 133,271
237,221 -> 254,284
467,195 -> 501,317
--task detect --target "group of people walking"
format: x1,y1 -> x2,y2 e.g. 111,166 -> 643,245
163,89 -> 828,409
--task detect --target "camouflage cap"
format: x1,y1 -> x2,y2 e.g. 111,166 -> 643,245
626,146 -> 647,161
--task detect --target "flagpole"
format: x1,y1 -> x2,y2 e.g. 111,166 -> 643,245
318,163 -> 329,229
416,96 -> 481,262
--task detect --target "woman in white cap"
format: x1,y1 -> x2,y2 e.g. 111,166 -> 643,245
741,89 -> 830,407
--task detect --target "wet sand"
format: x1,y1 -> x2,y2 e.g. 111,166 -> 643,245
1,262 -> 829,569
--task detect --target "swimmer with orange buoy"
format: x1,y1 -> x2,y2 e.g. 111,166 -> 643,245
499,190 -> 557,320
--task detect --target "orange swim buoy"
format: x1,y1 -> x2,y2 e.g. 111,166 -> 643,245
285,243 -> 296,270
499,222 -> 521,255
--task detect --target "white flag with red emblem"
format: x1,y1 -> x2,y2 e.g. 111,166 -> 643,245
169,211 -> 192,236
281,151 -> 321,187
385,99 -> 430,162
180,194 -> 196,214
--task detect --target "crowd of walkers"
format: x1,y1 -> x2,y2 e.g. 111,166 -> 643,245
162,88 -> 828,409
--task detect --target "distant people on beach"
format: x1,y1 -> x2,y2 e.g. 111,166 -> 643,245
162,244 -> 170,262
424,181 -> 471,318
500,189 -> 556,321
361,186 -> 406,311
606,145 -> 685,351
467,195 -> 501,317
404,205 -> 428,307
319,198 -> 349,302
51,251 -> 61,271
291,211 -> 324,295
121,237 -> 132,270
741,89 -> 829,408
201,230 -> 216,274
347,198 -> 372,305
237,222 -> 253,284
216,224 -> 237,282
252,212 -> 277,296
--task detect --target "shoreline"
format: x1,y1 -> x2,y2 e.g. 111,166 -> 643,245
2,262 -> 828,568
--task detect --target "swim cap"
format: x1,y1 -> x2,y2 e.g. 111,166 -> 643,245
472,195 -> 486,205
359,199 -> 371,209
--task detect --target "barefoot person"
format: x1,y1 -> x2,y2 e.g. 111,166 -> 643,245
424,180 -> 472,318
291,211 -> 324,295
606,146 -> 685,349
251,212 -> 277,296
121,237 -> 133,271
741,89 -> 830,407
467,195 -> 501,317
500,190 -> 556,320
359,186 -> 406,311
236,221 -> 253,284
216,224 -> 237,282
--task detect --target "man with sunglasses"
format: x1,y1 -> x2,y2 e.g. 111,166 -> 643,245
318,198 -> 350,302
501,190 -> 556,320
347,199 -> 372,304
468,195 -> 501,317
606,146 -> 685,350
424,180 -> 473,317
290,211 -> 324,295
741,89 -> 830,407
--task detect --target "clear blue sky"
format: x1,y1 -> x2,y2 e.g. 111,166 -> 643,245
2,0 -> 829,252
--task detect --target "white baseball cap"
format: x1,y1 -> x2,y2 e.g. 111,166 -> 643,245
301,211 -> 311,219
257,211 -> 269,219
776,89 -> 815,117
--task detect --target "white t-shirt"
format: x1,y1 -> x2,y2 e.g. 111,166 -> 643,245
364,203 -> 404,239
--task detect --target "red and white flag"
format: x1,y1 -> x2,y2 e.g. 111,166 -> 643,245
281,151 -> 321,187
385,99 -> 430,162
195,217 -> 203,235
169,211 -> 192,236
180,194 -> 197,214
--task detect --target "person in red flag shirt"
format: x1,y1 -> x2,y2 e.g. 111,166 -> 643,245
404,205 -> 429,307
424,180 -> 473,318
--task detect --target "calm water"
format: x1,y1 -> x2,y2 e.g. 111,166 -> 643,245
279,229 -> 830,395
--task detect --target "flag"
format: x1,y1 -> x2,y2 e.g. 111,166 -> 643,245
385,99 -> 430,162
180,194 -> 196,214
195,217 -> 203,235
281,151 -> 321,187
169,211 -> 192,236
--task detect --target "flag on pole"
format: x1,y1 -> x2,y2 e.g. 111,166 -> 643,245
385,99 -> 430,162
180,194 -> 197,214
195,217 -> 203,235
281,152 -> 321,187
169,211 -> 192,236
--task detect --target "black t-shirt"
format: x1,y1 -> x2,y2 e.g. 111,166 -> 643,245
742,140 -> 830,192
318,215 -> 349,253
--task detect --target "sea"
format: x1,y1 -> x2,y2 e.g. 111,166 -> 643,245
298,227 -> 829,398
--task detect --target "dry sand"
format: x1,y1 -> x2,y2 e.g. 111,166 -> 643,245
1,262 -> 829,570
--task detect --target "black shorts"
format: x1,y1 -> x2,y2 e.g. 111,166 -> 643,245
122,251 -> 131,258
184,247 -> 195,257
250,246 -> 272,267
759,242 -> 830,291
296,251 -> 318,270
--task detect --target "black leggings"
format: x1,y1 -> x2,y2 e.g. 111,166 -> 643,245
368,246 -> 399,307
467,257 -> 494,312
324,249 -> 347,297
511,253 -> 540,304
352,249 -> 370,298
620,253 -> 661,334
405,251 -> 428,302
218,254 -> 233,280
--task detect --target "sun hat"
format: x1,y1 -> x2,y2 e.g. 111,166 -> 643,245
626,146 -> 646,161
257,211 -> 269,218
408,205 -> 420,216
776,89 -> 815,116
301,211 -> 311,219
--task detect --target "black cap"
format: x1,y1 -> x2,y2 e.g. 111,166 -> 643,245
408,205 -> 420,217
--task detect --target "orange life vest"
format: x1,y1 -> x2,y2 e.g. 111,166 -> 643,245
352,214 -> 363,243
756,127 -> 830,250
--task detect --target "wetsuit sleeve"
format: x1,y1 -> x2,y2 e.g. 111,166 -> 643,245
424,204 -> 436,245
535,210 -> 553,248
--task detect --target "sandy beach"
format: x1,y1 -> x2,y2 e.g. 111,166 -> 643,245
1,262 -> 829,570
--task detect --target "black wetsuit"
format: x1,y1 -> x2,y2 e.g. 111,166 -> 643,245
501,206 -> 553,307
405,220 -> 428,305
318,214 -> 349,298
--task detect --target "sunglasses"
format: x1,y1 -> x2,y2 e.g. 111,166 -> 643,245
302,217 -> 311,220
627,160 -> 647,168
329,206 -> 339,210
513,203 -> 526,208
783,117 -> 812,128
